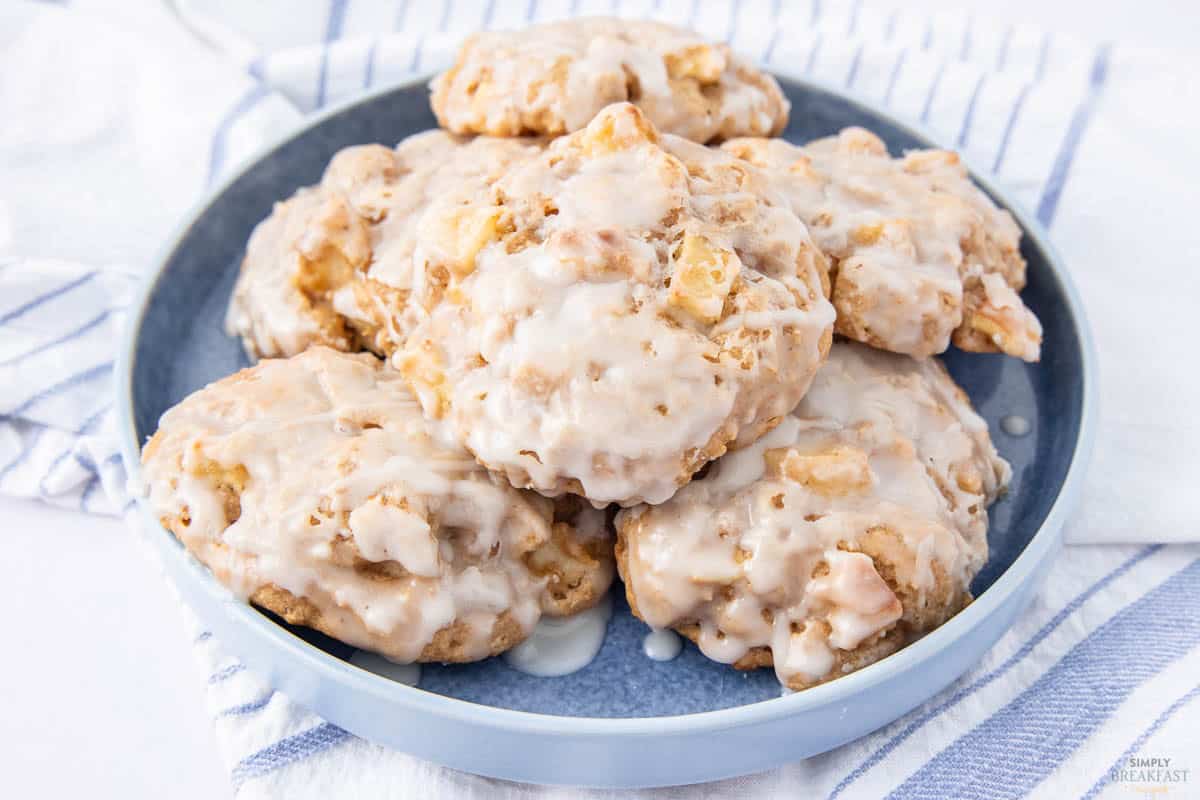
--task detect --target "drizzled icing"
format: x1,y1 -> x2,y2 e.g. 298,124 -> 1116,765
616,342 -> 1011,690
140,347 -> 613,664
502,592 -> 613,677
225,132 -> 543,361
223,106 -> 836,509
430,17 -> 789,143
642,628 -> 683,662
723,128 -> 1042,361
1001,414 -> 1031,437
399,103 -> 835,506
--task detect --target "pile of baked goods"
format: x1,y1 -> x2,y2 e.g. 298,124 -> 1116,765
141,17 -> 1037,693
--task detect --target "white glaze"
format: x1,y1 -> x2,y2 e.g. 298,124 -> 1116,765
641,628 -> 683,662
723,129 -> 1042,360
617,342 -> 1011,690
431,17 -> 788,142
399,103 -> 835,506
225,133 -> 543,360
141,348 -> 612,664
503,593 -> 613,677
1001,414 -> 1031,437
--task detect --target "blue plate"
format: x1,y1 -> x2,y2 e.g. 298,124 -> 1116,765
117,74 -> 1095,787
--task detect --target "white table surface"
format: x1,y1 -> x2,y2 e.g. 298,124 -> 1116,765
2,1 -> 1193,798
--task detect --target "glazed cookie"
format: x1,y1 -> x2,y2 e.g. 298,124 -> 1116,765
615,342 -> 1010,691
140,347 -> 614,664
723,128 -> 1042,360
431,17 -> 789,142
398,103 -> 835,506
225,131 -> 543,360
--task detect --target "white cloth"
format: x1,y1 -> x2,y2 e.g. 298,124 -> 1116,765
1,1 -> 1197,797
190,544 -> 1200,800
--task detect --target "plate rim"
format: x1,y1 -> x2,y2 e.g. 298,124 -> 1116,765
116,71 -> 1098,736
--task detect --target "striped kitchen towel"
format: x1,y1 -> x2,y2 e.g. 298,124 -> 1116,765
189,543 -> 1200,799
2,0 -> 1198,797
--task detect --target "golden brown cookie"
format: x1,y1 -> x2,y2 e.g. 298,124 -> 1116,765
723,128 -> 1041,360
225,131 -> 544,360
431,17 -> 788,142
615,342 -> 1010,691
140,347 -> 614,664
397,103 -> 834,506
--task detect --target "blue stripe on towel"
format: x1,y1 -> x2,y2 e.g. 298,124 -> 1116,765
0,270 -> 97,326
75,404 -> 112,436
78,474 -> 101,511
316,0 -> 350,109
1035,42 -> 1112,226
956,73 -> 986,147
724,0 -> 738,44
363,40 -> 378,88
231,723 -> 353,786
992,31 -> 1052,173
3,362 -> 112,418
844,43 -> 864,88
78,453 -> 120,512
407,38 -> 425,74
883,50 -> 907,105
763,28 -> 781,64
995,25 -> 1013,71
805,34 -> 823,74
38,446 -> 83,497
209,663 -> 246,684
0,309 -> 114,368
1035,30 -> 1052,80
919,59 -> 947,122
218,692 -> 277,719
830,545 -> 1162,799
762,0 -> 783,62
36,410 -> 109,497
1081,683 -> 1200,800
72,450 -> 122,475
207,84 -> 272,186
886,557 -> 1200,799
991,78 -> 1033,174
0,425 -> 48,484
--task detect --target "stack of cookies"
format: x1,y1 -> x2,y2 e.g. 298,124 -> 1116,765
142,18 -> 1039,692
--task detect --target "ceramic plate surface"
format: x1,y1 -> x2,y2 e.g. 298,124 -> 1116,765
117,74 -> 1095,787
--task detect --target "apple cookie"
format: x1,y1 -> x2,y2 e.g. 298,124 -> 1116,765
615,342 -> 1010,691
723,128 -> 1042,360
225,131 -> 544,360
140,347 -> 614,664
398,103 -> 834,506
431,17 -> 788,143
